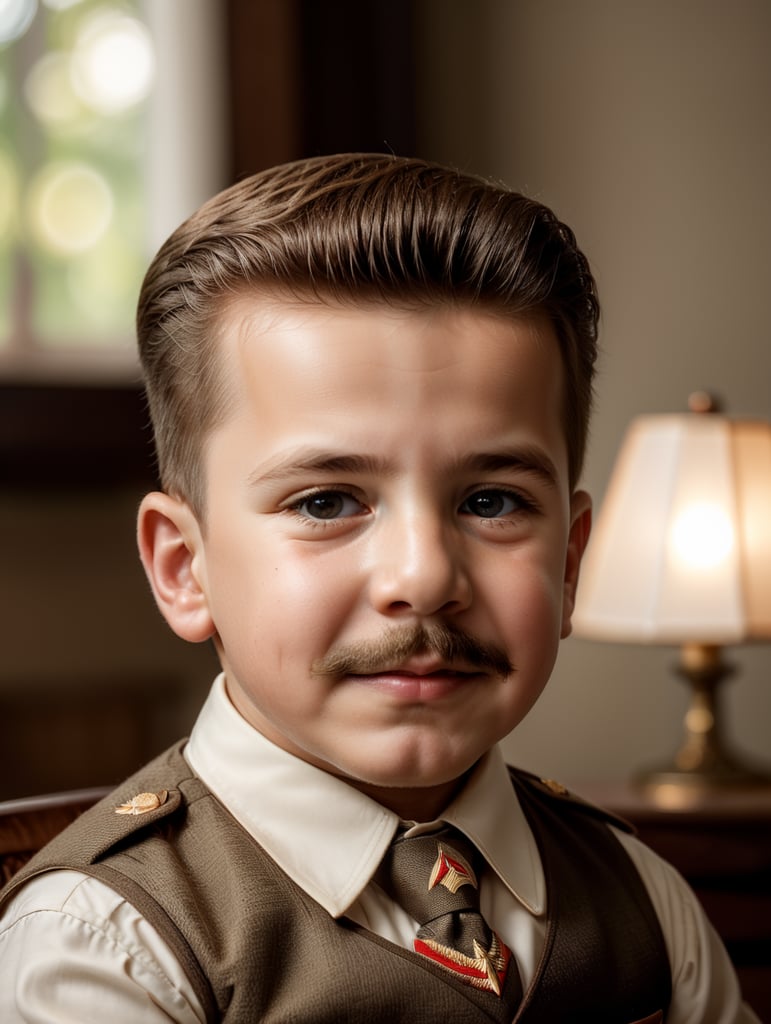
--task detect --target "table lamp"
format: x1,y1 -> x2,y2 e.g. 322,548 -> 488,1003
572,393 -> 771,799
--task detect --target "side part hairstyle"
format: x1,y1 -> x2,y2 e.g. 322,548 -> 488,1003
137,153 -> 599,517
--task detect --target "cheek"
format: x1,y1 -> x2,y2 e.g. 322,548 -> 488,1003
286,561 -> 371,666
212,541 -> 364,660
490,553 -> 566,652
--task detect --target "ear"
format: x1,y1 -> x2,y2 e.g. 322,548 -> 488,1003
137,491 -> 215,643
560,489 -> 592,639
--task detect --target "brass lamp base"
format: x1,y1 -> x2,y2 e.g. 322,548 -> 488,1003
635,643 -> 771,805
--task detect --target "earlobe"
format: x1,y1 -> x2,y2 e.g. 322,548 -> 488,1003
137,492 -> 215,644
560,490 -> 592,639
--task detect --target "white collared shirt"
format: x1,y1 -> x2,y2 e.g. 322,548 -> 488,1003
0,675 -> 759,1023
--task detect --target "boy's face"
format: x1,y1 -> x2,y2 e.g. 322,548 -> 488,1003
143,298 -> 590,819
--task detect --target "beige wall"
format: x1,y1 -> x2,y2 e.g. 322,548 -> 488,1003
0,487 -> 214,702
417,0 -> 771,781
0,486 -> 217,796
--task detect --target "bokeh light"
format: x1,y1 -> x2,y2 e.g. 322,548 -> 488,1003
0,0 -> 37,45
71,9 -> 154,115
42,0 -> 85,10
3,0 -> 156,351
24,52 -> 83,127
0,148 -> 19,244
27,161 -> 113,255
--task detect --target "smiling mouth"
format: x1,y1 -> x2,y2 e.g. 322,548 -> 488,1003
349,667 -> 482,701
356,654 -> 481,677
353,667 -> 479,680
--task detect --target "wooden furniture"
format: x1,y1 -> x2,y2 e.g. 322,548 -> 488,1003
578,782 -> 771,1020
0,788 -> 108,886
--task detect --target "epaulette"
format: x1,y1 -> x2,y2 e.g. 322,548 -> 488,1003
507,765 -> 636,835
3,740 -> 197,896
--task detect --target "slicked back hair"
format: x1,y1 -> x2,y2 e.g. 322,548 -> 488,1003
137,153 -> 599,518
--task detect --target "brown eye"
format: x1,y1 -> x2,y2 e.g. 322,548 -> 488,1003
296,491 -> 363,520
460,490 -> 527,519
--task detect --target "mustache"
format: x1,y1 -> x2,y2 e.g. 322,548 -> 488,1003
311,622 -> 513,679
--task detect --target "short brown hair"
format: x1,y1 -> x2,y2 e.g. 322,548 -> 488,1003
137,153 -> 599,517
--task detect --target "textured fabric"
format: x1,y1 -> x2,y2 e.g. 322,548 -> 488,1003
514,774 -> 671,1022
377,827 -> 522,1016
2,742 -> 673,1022
0,870 -> 206,1023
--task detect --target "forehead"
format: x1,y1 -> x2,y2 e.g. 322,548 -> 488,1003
220,291 -> 560,377
212,294 -> 568,478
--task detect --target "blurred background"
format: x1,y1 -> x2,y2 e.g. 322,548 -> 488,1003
1,0 -> 770,797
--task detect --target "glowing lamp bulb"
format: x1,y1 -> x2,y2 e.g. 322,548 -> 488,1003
669,502 -> 735,571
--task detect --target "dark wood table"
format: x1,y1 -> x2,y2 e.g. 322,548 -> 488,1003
575,782 -> 771,1020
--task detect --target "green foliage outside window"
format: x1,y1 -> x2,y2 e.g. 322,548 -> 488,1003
0,0 -> 152,354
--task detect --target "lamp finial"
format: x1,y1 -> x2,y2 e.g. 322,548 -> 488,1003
688,391 -> 721,414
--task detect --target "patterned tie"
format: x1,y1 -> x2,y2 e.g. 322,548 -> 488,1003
377,826 -> 523,1017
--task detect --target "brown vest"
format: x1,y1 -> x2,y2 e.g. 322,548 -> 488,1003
2,741 -> 671,1022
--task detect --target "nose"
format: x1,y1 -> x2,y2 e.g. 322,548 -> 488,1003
367,510 -> 472,618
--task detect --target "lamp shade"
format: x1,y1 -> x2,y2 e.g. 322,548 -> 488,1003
573,410 -> 771,645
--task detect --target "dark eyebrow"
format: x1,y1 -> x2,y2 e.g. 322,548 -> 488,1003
456,448 -> 560,489
250,446 -> 559,489
249,450 -> 395,486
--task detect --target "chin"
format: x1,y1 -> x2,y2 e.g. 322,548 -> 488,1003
340,744 -> 484,793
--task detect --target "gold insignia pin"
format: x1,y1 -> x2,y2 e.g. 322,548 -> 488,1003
540,778 -> 569,796
115,790 -> 168,816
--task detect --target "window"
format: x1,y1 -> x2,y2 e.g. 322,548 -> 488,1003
0,0 -> 227,381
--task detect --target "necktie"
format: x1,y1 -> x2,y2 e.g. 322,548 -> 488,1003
377,826 -> 523,1016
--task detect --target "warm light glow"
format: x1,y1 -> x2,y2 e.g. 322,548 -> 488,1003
28,161 -> 113,255
24,52 -> 82,127
71,10 -> 154,115
0,0 -> 37,45
669,502 -> 735,570
572,412 -> 771,644
645,784 -> 703,810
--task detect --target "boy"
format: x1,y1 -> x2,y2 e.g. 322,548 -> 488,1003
0,154 -> 758,1022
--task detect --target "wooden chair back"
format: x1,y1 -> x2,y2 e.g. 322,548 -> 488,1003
0,788 -> 109,886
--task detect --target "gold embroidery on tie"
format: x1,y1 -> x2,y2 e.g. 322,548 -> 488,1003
428,842 -> 479,893
115,790 -> 168,815
415,932 -> 510,996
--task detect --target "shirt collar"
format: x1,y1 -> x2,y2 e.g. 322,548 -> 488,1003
185,674 -> 544,918
441,745 -> 545,915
